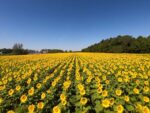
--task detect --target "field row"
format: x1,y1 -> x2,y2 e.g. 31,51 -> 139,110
0,53 -> 150,113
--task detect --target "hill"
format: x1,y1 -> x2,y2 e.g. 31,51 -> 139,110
82,35 -> 150,53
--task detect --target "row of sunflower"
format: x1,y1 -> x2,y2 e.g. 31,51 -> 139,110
0,53 -> 150,113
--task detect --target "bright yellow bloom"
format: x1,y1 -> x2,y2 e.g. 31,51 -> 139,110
61,100 -> 67,106
27,78 -> 31,85
133,88 -> 139,94
135,80 -> 140,85
33,76 -> 38,81
77,84 -> 84,91
53,106 -> 61,113
102,75 -> 106,80
118,77 -> 123,82
52,81 -> 56,87
136,103 -> 143,112
143,96 -> 149,103
109,98 -> 115,106
102,98 -> 110,108
97,88 -> 102,94
41,92 -> 46,100
116,104 -> 124,113
28,87 -> 34,96
28,104 -> 35,113
80,89 -> 86,96
105,80 -> 110,84
60,94 -> 66,101
142,106 -> 150,113
144,81 -> 149,86
15,85 -> 21,91
80,97 -> 88,105
63,80 -> 71,90
46,89 -> 51,94
115,89 -> 122,96
20,94 -> 27,103
8,89 -> 14,96
0,98 -> 3,104
36,83 -> 41,89
7,110 -> 15,113
102,90 -> 108,97
143,86 -> 149,93
37,102 -> 44,109
124,96 -> 130,102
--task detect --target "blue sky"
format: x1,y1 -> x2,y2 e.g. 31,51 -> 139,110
0,0 -> 150,51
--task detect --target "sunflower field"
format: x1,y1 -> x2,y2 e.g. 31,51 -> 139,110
0,53 -> 150,113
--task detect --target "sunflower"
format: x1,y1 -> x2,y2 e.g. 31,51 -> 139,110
142,106 -> 149,113
109,98 -> 115,106
98,84 -> 103,89
61,100 -> 67,106
124,96 -> 130,102
77,84 -> 84,91
53,106 -> 61,113
116,104 -> 124,113
102,98 -> 110,108
46,89 -> 51,94
27,78 -> 31,85
28,87 -> 34,96
0,85 -> 4,90
0,98 -> 3,104
60,94 -> 66,101
86,78 -> 91,83
105,80 -> 110,84
20,94 -> 27,103
135,80 -> 140,85
144,81 -> 149,86
133,88 -> 139,94
63,81 -> 71,90
52,81 -> 56,87
41,92 -> 46,100
143,86 -> 149,93
80,89 -> 86,96
15,85 -> 21,91
97,87 -> 102,94
36,83 -> 41,89
102,75 -> 106,80
135,103 -> 143,112
118,77 -> 123,82
7,110 -> 15,113
115,89 -> 122,96
33,76 -> 38,81
37,102 -> 44,109
143,96 -> 149,103
102,90 -> 108,97
8,89 -> 14,96
80,97 -> 88,105
28,104 -> 35,113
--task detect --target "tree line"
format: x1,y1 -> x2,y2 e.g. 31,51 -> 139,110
0,43 -> 64,55
40,49 -> 64,53
82,35 -> 150,53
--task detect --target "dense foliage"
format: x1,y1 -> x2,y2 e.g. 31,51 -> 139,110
0,53 -> 149,113
0,43 -> 29,55
0,48 -> 37,55
40,49 -> 64,53
0,43 -> 63,55
82,35 -> 150,53
0,48 -> 13,55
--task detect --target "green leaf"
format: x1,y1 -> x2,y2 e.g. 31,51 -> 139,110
95,100 -> 103,113
126,105 -> 134,111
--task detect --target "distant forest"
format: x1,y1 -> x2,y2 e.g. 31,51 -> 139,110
0,43 -> 64,55
82,35 -> 150,53
1,35 -> 150,55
